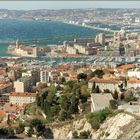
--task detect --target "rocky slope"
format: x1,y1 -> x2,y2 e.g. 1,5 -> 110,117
50,112 -> 140,139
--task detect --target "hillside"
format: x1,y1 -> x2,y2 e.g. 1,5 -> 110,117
49,112 -> 140,139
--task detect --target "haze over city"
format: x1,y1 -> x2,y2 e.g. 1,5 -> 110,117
0,1 -> 140,10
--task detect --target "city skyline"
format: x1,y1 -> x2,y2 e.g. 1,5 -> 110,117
0,1 -> 140,10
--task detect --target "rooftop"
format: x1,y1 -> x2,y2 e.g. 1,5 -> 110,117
10,92 -> 37,97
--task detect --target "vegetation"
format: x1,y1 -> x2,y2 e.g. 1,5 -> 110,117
109,100 -> 118,109
17,122 -> 25,134
28,119 -> 45,138
0,127 -> 15,139
113,90 -> 119,100
72,130 -> 90,139
89,69 -> 105,79
86,108 -> 113,130
36,80 -> 90,122
77,73 -> 87,81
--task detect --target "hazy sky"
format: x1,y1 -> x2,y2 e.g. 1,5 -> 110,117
0,1 -> 140,10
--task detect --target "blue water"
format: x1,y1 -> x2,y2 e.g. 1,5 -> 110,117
0,19 -> 116,56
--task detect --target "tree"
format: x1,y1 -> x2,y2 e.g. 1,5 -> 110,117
89,70 -> 105,79
79,131 -> 90,139
68,95 -> 79,114
72,131 -> 79,139
124,78 -> 127,87
2,127 -> 15,138
109,100 -> 118,109
18,122 -> 25,133
120,93 -> 124,100
37,83 -> 47,90
59,110 -> 71,121
94,85 -> 100,93
77,73 -> 87,81
30,119 -> 45,138
113,90 -> 119,100
91,82 -> 96,93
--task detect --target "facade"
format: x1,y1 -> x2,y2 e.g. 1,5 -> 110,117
127,79 -> 140,89
95,33 -> 105,45
74,44 -> 97,55
9,92 -> 37,106
91,93 -> 113,112
66,46 -> 78,55
22,70 -> 40,85
128,69 -> 140,79
14,76 -> 33,92
8,41 -> 47,58
40,70 -> 48,83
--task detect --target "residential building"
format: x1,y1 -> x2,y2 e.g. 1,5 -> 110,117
91,93 -> 113,112
40,70 -> 48,83
88,77 -> 121,92
14,76 -> 33,92
9,92 -> 37,106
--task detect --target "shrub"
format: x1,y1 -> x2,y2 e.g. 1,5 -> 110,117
86,108 -> 112,130
79,131 -> 90,139
109,100 -> 118,109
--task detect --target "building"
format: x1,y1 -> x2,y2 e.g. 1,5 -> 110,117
88,77 -> 121,92
40,70 -> 48,83
22,69 -> 40,85
127,79 -> 140,89
95,33 -> 105,45
14,76 -> 33,92
91,93 -> 113,112
9,92 -> 37,106
8,41 -> 47,58
74,44 -> 97,55
66,46 -> 78,55
128,68 -> 140,79
0,84 -> 13,94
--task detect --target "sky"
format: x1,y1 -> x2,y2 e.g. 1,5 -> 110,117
0,1 -> 140,10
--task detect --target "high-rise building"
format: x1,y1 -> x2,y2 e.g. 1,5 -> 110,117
40,70 -> 48,83
14,76 -> 33,92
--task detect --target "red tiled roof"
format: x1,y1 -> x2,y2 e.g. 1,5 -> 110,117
10,92 -> 37,97
89,77 -> 121,84
0,69 -> 6,75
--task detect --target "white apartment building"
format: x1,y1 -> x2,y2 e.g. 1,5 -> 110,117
128,68 -> 140,79
14,76 -> 33,92
88,78 -> 121,92
9,92 -> 37,106
40,70 -> 48,83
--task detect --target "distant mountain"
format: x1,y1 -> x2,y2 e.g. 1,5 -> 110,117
0,8 -> 139,21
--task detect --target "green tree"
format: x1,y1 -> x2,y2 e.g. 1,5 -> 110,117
72,131 -> 79,139
18,122 -> 25,133
94,85 -> 100,93
109,100 -> 118,109
77,73 -> 87,81
91,82 -> 96,92
113,90 -> 119,100
79,131 -> 90,139
30,119 -> 45,138
124,78 -> 127,87
89,70 -> 105,79
37,83 -> 47,90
